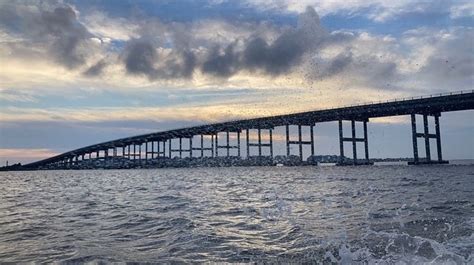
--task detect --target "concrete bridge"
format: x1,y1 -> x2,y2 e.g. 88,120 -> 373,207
21,90 -> 474,170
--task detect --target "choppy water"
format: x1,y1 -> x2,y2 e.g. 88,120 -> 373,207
0,165 -> 473,263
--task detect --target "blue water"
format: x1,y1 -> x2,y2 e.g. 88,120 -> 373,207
0,165 -> 473,263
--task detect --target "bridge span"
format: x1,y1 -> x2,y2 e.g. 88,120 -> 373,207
20,90 -> 474,170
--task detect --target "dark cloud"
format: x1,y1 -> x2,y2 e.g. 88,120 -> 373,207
42,6 -> 92,68
241,32 -> 306,75
83,59 -> 107,76
0,3 -> 94,69
122,38 -> 197,80
201,43 -> 240,77
2,2 -> 435,88
200,6 -> 327,77
319,51 -> 354,78
165,50 -> 197,78
124,39 -> 157,76
117,6 -> 330,79
0,3 -> 351,81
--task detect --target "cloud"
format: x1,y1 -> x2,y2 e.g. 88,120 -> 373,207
200,6 -> 327,77
313,50 -> 353,78
83,59 -> 107,76
450,2 -> 474,18
0,1 -> 472,96
123,39 -> 157,77
0,89 -> 38,102
76,6 -> 328,80
408,27 -> 474,92
122,38 -> 197,80
244,0 -> 474,22
0,3 -> 99,69
201,42 -> 240,77
81,10 -> 140,41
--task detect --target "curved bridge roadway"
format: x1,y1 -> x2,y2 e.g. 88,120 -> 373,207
22,90 -> 474,169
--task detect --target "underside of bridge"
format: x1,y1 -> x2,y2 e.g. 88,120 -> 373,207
15,91 -> 474,170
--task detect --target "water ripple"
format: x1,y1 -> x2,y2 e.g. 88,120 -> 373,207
0,165 -> 473,263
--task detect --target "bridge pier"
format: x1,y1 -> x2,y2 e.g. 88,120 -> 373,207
168,139 -> 172,158
105,149 -> 109,167
247,128 -> 273,163
169,137 -> 192,158
179,138 -> 182,158
112,148 -> 117,165
144,141 -> 148,163
216,131 -> 240,157
146,141 -> 164,159
160,141 -> 166,158
409,113 -> 448,165
191,134 -> 213,158
337,119 -> 371,166
286,124 -> 315,163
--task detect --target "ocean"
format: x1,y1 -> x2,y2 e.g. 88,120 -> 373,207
0,165 -> 473,263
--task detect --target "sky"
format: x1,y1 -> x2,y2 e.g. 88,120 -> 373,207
0,0 -> 473,164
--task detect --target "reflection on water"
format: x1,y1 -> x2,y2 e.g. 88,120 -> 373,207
0,165 -> 473,263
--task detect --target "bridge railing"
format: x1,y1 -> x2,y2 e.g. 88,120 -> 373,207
340,89 -> 474,109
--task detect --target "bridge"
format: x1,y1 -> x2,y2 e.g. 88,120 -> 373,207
19,90 -> 474,170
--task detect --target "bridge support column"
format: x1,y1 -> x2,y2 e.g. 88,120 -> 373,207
269,129 -> 273,158
168,139 -> 172,158
246,129 -> 250,158
364,121 -> 369,161
145,141 -> 148,163
192,134 -> 213,158
247,128 -> 273,165
215,134 -> 219,157
286,124 -> 316,164
337,119 -> 371,166
435,115 -> 443,162
409,113 -> 447,165
104,149 -> 109,168
170,137 -> 192,158
201,135 -> 204,158
227,131 -> 230,157
180,139 -> 184,158
298,125 -> 303,160
286,125 -> 290,157
160,141 -> 166,158
138,144 -> 142,164
189,137 -> 193,158
339,120 -> 344,164
211,134 -> 215,157
215,131 -> 241,158
423,115 -> 431,162
133,144 -> 136,163
152,141 -> 155,159
148,140 -> 159,159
